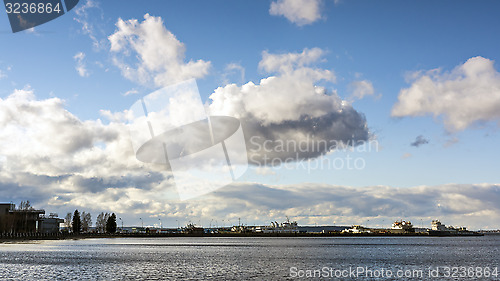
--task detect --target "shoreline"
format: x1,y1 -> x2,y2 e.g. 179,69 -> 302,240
1,231 -> 492,243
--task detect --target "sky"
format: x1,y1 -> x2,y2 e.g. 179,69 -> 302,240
1,0 -> 500,230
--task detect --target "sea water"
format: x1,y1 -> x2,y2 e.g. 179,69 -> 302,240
1,236 -> 499,280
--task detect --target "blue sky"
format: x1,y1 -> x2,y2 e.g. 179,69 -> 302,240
1,0 -> 500,229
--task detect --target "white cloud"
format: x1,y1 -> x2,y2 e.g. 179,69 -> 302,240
259,47 -> 329,76
25,27 -> 37,34
0,88 -> 174,211
108,14 -> 211,87
215,48 -> 335,124
222,63 -> 246,84
254,167 -> 277,176
392,56 -> 500,132
74,52 -> 89,77
270,0 -> 323,26
123,89 -> 139,96
0,65 -> 11,79
401,153 -> 412,159
349,80 -> 375,100
73,0 -> 106,49
444,137 -> 459,148
0,88 -> 126,168
209,48 -> 369,164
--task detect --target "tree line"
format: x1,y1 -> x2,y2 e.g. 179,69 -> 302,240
65,210 -> 117,234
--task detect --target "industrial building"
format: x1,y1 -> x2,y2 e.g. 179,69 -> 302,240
0,203 -> 63,234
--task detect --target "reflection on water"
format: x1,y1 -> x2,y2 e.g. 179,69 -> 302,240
1,236 -> 499,280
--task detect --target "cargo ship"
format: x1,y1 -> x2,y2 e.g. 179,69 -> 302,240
428,220 -> 483,236
391,220 -> 415,233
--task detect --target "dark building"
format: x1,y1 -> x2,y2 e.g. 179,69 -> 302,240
38,215 -> 65,234
0,203 -> 13,214
0,202 -> 46,233
0,203 -> 15,232
182,224 -> 204,235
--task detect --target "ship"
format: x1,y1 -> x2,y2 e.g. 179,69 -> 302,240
428,220 -> 483,236
391,220 -> 415,233
342,225 -> 371,234
254,217 -> 299,234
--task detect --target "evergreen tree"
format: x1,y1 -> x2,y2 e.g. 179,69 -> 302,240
72,209 -> 81,234
106,213 -> 117,233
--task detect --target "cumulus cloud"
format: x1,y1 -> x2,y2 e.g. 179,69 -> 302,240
208,48 -> 370,164
349,80 -> 375,100
105,15 -> 369,166
392,56 -> 500,132
74,52 -> 89,77
410,135 -> 429,147
259,47 -> 329,76
0,88 -> 176,212
269,0 -> 323,26
108,14 -> 211,87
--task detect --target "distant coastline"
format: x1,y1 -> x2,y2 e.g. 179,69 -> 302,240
2,231 -> 496,244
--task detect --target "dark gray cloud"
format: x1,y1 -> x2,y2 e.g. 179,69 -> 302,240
411,135 -> 429,147
208,48 -> 371,166
243,106 -> 370,165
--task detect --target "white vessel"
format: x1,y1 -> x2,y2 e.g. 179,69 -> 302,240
255,218 -> 299,233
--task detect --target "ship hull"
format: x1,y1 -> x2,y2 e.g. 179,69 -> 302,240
428,230 -> 483,237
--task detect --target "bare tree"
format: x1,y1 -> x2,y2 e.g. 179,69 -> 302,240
81,212 -> 92,233
18,200 -> 33,210
96,212 -> 109,233
65,212 -> 72,229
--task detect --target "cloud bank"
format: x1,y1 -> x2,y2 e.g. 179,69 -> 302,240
0,88 -> 175,212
